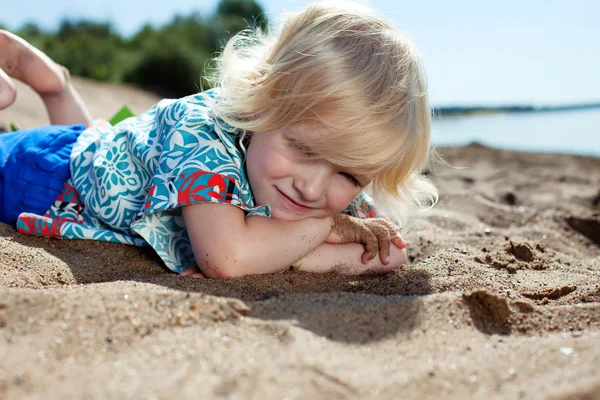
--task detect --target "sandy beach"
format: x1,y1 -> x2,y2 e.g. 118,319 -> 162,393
1,79 -> 599,399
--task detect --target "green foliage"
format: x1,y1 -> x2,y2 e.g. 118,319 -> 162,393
14,0 -> 268,97
124,44 -> 209,97
109,106 -> 135,125
217,0 -> 269,32
16,22 -> 41,37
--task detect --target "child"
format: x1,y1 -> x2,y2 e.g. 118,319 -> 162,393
0,1 -> 437,278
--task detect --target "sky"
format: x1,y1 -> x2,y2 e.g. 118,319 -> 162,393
3,0 -> 599,106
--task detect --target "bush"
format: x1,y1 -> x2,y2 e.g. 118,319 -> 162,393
124,47 -> 209,98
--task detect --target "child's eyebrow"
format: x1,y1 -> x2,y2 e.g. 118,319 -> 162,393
288,138 -> 316,154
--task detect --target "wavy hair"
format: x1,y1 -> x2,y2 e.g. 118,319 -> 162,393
208,1 -> 438,225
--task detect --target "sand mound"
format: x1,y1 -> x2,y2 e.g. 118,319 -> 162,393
1,80 -> 599,399
474,241 -> 554,273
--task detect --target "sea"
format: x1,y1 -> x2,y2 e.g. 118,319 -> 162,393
431,108 -> 600,157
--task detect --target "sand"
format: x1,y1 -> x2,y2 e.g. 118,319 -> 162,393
1,79 -> 599,399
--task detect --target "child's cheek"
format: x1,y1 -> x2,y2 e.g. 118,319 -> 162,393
327,180 -> 364,215
262,147 -> 294,178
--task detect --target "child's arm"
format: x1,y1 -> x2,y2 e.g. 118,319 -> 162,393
292,214 -> 408,275
183,202 -> 332,278
183,202 -> 403,278
293,242 -> 408,275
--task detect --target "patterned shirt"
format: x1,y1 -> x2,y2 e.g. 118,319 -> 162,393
16,89 -> 383,273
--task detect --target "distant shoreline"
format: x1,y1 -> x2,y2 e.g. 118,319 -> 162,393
434,101 -> 600,117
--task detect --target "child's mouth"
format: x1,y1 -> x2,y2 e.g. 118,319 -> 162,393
275,187 -> 312,212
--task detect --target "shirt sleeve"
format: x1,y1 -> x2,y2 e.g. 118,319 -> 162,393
130,96 -> 269,273
341,191 -> 387,219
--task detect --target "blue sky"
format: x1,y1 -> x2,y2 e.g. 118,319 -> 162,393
3,0 -> 599,106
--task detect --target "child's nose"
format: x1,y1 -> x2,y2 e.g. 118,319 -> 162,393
293,166 -> 331,202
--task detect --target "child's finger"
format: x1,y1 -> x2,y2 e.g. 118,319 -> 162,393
392,235 -> 407,249
377,219 -> 404,249
367,223 -> 392,264
361,231 -> 379,263
361,252 -> 371,264
378,235 -> 391,265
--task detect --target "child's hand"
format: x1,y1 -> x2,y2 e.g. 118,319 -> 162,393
325,214 -> 407,264
179,267 -> 206,279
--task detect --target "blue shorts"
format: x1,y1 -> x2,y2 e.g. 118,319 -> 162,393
0,124 -> 86,225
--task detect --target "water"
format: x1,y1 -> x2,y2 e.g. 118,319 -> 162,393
431,108 -> 600,157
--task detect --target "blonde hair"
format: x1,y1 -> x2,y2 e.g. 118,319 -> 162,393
208,0 -> 438,225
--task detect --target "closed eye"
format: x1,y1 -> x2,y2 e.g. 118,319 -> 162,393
339,171 -> 360,186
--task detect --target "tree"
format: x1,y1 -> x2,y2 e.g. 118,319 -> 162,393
217,0 -> 267,20
16,22 -> 42,38
216,0 -> 269,32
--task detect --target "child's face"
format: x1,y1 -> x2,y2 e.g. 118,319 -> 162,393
246,121 -> 371,221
